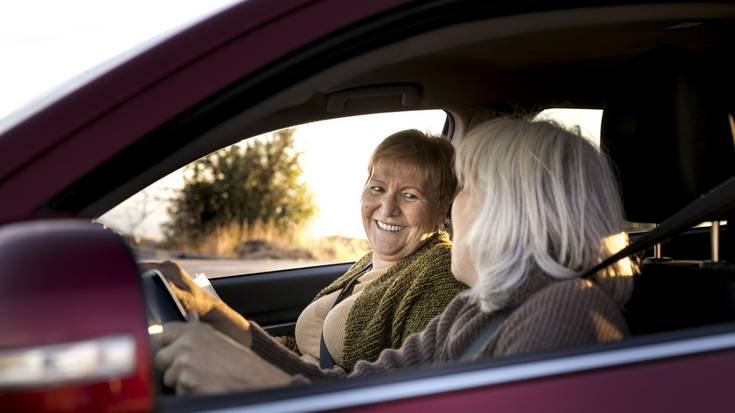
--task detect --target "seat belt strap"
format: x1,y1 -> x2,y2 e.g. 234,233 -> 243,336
459,308 -> 514,362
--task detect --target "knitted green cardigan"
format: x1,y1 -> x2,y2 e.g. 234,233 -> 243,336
280,232 -> 466,372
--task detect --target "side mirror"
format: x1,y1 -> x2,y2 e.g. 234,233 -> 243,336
0,220 -> 153,413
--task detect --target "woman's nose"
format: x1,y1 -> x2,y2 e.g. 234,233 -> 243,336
379,195 -> 400,217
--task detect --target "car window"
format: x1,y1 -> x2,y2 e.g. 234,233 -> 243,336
99,110 -> 447,278
535,108 -> 656,233
534,108 -> 603,143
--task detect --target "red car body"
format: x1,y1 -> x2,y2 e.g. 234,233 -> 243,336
1,1 -> 733,412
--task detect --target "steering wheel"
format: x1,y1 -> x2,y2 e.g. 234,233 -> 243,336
141,269 -> 187,393
141,269 -> 188,324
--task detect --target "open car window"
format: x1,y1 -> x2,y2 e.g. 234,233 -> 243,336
534,108 -> 602,144
535,108 -> 657,233
99,110 -> 447,278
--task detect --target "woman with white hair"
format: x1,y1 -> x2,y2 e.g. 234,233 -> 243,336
154,117 -> 635,393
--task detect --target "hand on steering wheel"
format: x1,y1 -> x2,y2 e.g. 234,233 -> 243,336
139,261 -> 222,319
140,260 -> 253,346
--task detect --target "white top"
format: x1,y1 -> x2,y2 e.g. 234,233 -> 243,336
294,268 -> 386,366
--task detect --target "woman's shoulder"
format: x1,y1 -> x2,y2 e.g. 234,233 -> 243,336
405,232 -> 452,265
400,243 -> 458,283
489,277 -> 629,358
513,278 -> 628,335
425,231 -> 452,253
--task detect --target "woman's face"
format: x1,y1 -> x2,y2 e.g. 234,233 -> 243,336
361,160 -> 445,266
451,185 -> 481,287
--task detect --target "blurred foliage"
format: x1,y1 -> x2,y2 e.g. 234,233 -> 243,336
164,129 -> 317,247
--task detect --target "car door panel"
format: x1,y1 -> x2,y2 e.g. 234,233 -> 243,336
156,328 -> 735,413
211,263 -> 352,336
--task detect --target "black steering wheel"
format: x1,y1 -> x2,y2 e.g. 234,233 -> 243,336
142,269 -> 188,324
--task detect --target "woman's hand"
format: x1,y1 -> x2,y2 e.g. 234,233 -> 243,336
139,261 -> 219,316
140,261 -> 253,346
155,321 -> 293,394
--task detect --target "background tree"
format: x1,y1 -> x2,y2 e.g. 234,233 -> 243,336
164,128 -> 317,246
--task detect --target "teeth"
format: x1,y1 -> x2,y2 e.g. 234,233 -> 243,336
377,220 -> 405,232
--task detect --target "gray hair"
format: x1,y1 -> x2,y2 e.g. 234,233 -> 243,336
455,117 -> 634,312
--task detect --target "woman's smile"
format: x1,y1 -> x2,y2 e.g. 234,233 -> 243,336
375,220 -> 406,232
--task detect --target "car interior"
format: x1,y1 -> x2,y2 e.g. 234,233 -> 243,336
31,1 -> 735,408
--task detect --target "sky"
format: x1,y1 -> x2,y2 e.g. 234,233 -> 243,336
1,1 -> 602,242
0,0 -> 239,120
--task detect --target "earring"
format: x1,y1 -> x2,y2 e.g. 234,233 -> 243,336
441,218 -> 451,232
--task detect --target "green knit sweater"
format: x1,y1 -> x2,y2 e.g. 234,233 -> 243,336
280,232 -> 465,372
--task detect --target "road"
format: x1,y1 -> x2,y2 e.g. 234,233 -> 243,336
134,246 -> 346,278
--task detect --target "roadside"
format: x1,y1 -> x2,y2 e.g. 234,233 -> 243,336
133,246 -> 344,278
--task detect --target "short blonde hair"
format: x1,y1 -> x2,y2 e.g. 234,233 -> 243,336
369,130 -> 457,207
455,117 -> 634,312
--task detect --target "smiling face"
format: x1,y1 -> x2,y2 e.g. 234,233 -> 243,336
361,160 -> 446,268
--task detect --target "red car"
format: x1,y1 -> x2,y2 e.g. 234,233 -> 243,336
1,1 -> 734,412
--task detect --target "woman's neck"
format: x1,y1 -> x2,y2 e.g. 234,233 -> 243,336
370,257 -> 397,272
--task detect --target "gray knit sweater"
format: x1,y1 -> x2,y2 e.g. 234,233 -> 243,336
249,273 -> 628,382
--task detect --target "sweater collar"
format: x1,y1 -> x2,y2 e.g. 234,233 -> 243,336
504,269 -> 557,308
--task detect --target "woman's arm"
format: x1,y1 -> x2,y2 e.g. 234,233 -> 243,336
155,321 -> 295,394
155,295 -> 459,394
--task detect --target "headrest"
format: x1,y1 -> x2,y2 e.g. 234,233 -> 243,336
601,47 -> 735,223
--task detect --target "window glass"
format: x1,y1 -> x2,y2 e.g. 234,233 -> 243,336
534,108 -> 602,145
99,110 -> 447,277
534,108 -> 655,232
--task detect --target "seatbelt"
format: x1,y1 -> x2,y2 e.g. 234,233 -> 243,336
459,308 -> 514,361
581,175 -> 735,279
319,262 -> 373,369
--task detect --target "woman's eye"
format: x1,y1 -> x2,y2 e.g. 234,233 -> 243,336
402,193 -> 419,201
370,186 -> 384,193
